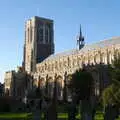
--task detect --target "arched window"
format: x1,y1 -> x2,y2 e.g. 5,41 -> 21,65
56,76 -> 63,100
68,57 -> 70,67
103,53 -> 107,64
100,52 -> 103,63
48,77 -> 54,98
96,53 -> 100,64
45,24 -> 50,43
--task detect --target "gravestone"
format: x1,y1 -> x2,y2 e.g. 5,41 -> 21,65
68,102 -> 77,120
32,99 -> 41,120
47,102 -> 57,120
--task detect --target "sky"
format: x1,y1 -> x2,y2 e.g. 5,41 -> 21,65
0,0 -> 120,83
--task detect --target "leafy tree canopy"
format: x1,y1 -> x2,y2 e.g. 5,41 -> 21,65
102,54 -> 120,106
68,68 -> 94,100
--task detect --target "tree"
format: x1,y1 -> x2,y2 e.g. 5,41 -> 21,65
102,54 -> 120,120
68,68 -> 94,120
111,54 -> 120,82
69,69 -> 93,100
102,84 -> 115,106
102,83 -> 120,120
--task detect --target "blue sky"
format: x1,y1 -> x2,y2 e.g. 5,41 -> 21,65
0,0 -> 120,83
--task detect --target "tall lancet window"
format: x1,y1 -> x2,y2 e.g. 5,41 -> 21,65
109,52 -> 112,64
37,25 -> 43,42
100,52 -> 103,63
45,24 -> 50,43
90,55 -> 94,65
40,27 -> 43,42
103,54 -> 107,64
96,54 -> 100,64
56,77 -> 63,100
111,52 -> 114,64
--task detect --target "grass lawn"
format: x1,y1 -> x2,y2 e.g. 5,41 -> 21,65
58,113 -> 120,120
0,112 -> 120,120
0,113 -> 31,119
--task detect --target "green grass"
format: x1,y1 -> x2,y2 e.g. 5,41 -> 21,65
0,112 -> 106,120
0,111 -> 120,120
58,113 -> 68,118
58,113 -> 120,120
0,113 -> 31,119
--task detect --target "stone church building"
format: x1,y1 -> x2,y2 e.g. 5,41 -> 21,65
4,16 -> 120,100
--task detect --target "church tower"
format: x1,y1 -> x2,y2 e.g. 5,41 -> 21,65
77,25 -> 85,50
23,16 -> 54,73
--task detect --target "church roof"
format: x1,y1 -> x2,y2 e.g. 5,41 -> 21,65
44,37 -> 120,62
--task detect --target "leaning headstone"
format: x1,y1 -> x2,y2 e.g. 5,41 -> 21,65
47,102 -> 57,120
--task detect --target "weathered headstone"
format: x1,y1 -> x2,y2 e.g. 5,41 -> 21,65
32,100 -> 41,120
47,102 -> 57,120
68,102 -> 76,120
